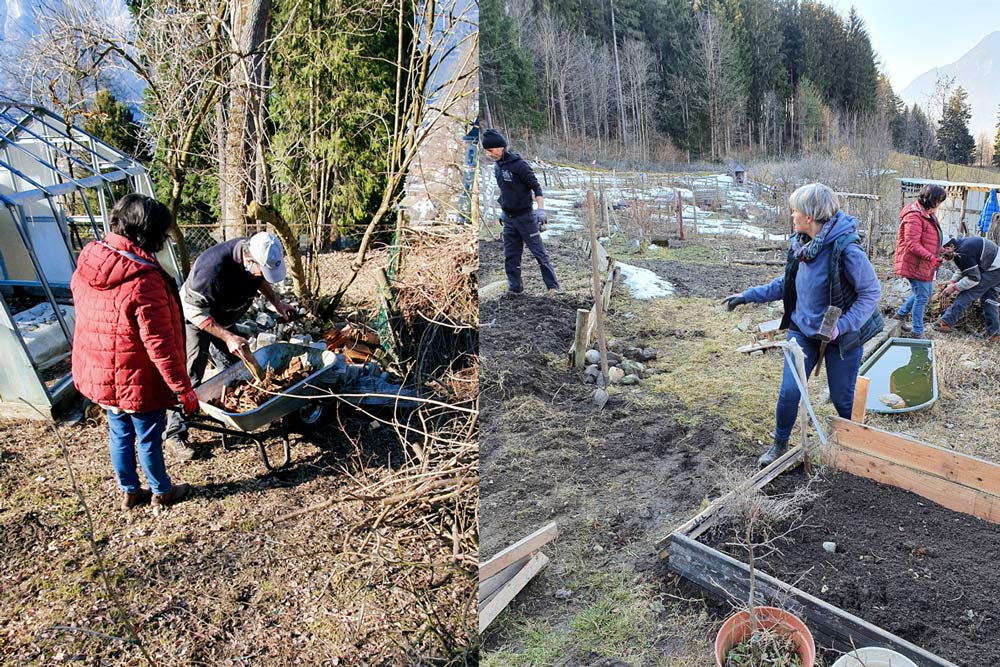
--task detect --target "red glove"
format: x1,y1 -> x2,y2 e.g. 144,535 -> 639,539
932,256 -> 943,268
179,389 -> 199,415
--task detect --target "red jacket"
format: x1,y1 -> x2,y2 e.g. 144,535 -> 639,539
70,233 -> 192,412
894,201 -> 943,281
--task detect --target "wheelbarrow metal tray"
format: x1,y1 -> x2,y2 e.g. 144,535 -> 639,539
196,342 -> 344,431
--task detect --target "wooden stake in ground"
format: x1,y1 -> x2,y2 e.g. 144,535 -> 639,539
852,376 -> 870,424
587,191 -> 610,389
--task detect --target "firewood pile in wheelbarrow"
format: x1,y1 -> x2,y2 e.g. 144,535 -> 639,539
209,353 -> 316,413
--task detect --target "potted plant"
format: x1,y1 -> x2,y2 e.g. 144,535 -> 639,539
714,468 -> 819,667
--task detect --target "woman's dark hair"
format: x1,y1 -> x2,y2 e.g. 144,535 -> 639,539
109,193 -> 173,253
917,184 -> 948,209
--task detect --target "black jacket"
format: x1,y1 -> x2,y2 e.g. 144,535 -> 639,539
949,236 -> 1000,290
180,238 -> 264,328
493,150 -> 542,216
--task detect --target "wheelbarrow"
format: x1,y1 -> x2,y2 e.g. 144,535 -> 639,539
182,342 -> 346,471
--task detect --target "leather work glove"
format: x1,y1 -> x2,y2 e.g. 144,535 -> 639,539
179,389 -> 200,415
722,294 -> 746,311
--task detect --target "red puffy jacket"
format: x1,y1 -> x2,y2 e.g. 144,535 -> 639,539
70,233 -> 192,412
894,201 -> 943,281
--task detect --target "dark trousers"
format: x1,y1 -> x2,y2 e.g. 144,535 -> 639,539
164,321 -> 240,441
940,270 -> 1000,336
502,211 -> 559,292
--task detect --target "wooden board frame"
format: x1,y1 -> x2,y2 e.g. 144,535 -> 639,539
657,416 -> 1000,667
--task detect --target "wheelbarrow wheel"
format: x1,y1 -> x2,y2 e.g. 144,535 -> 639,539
284,404 -> 324,437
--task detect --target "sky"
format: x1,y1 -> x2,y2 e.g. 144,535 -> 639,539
825,0 -> 1000,91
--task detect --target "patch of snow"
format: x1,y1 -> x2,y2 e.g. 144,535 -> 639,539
616,262 -> 674,299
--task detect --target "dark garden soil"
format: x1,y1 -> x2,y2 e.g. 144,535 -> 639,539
479,237 -> 755,663
708,467 -> 1000,666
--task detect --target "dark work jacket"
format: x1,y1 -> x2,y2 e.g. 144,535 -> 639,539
180,238 -> 263,328
493,150 -> 543,216
949,236 -> 1000,288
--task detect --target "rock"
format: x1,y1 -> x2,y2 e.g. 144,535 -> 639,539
628,238 -> 641,250
891,278 -> 912,296
593,544 -> 605,554
554,588 -> 573,600
750,350 -> 764,357
585,349 -> 601,365
638,347 -> 657,361
736,317 -> 752,332
608,367 -> 626,383
584,364 -> 601,384
822,541 -> 837,553
256,312 -> 275,329
593,388 -> 609,409
620,359 -> 644,376
256,332 -> 278,348
879,393 -> 906,409
624,346 -> 643,360
605,350 -> 623,365
607,338 -> 624,354
638,506 -> 653,520
620,374 -> 640,385
289,335 -> 311,346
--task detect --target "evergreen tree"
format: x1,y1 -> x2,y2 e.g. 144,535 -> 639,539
877,74 -> 904,149
840,8 -> 878,111
937,86 -> 976,164
992,106 -> 1000,168
480,0 -> 542,129
269,0 -> 398,240
83,89 -> 148,160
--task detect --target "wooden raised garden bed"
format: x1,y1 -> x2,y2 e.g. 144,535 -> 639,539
658,416 -> 1000,667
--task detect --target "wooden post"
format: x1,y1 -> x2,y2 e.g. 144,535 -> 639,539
587,191 -> 610,385
851,376 -> 870,424
959,188 -> 969,235
675,189 -> 684,241
572,308 -> 589,369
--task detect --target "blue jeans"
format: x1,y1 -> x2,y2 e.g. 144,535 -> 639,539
107,409 -> 172,495
896,279 -> 933,334
774,330 -> 863,442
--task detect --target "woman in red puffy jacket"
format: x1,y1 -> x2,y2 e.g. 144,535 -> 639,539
71,194 -> 199,510
893,184 -> 947,338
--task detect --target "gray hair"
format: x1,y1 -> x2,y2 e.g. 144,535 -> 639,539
788,183 -> 840,223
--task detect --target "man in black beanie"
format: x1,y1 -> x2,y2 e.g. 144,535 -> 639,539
482,128 -> 561,294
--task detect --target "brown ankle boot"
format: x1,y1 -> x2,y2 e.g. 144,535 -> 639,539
152,483 -> 191,507
121,488 -> 152,511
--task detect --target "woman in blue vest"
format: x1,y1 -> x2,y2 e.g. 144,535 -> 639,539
723,183 -> 882,467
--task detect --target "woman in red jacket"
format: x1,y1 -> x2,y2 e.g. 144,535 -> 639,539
71,194 -> 199,510
893,184 -> 948,338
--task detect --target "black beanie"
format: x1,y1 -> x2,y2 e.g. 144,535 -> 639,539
481,128 -> 507,149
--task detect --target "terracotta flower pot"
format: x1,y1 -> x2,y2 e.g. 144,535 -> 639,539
715,605 -> 816,667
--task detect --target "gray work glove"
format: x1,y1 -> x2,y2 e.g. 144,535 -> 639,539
535,208 -> 548,231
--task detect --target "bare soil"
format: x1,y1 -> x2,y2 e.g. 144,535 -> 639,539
479,237 -> 755,665
708,467 -> 1000,666
0,238 -> 476,666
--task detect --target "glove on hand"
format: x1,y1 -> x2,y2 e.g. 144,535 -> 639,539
830,325 -> 840,341
932,256 -> 943,268
722,294 -> 746,311
179,389 -> 199,415
535,209 -> 548,225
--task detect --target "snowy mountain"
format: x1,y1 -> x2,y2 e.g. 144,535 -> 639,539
0,0 -> 144,108
900,31 -> 1000,141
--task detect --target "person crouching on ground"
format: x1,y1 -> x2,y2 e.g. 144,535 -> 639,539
71,194 -> 197,510
723,183 -> 882,467
894,184 -> 947,339
481,128 -> 561,294
933,235 -> 1000,341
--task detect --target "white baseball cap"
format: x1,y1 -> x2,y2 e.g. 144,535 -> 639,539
247,232 -> 287,283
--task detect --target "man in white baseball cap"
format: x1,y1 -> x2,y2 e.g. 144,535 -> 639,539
164,231 -> 296,459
